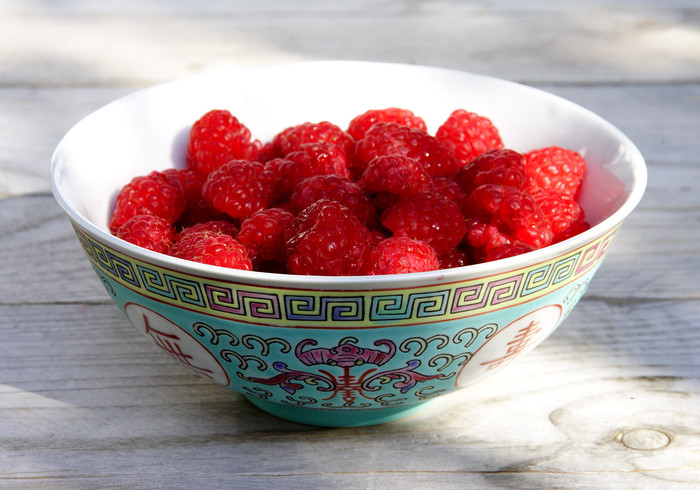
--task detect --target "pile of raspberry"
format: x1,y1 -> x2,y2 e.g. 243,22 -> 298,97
110,107 -> 589,276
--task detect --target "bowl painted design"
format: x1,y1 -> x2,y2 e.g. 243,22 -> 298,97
51,61 -> 646,426
73,221 -> 614,426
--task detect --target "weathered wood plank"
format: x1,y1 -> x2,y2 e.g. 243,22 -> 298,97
0,87 -> 130,198
1,4 -> 699,88
6,0 -> 700,13
535,84 -> 700,167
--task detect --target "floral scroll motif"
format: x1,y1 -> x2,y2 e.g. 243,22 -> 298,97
194,327 -> 499,409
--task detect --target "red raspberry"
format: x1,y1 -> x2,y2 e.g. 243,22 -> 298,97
109,171 -> 185,234
359,154 -> 432,199
463,220 -> 537,263
163,168 -> 206,207
265,143 -> 350,198
463,184 -> 553,257
438,247 -> 472,269
463,220 -> 511,261
258,142 -> 277,163
353,122 -> 461,178
524,146 -> 586,197
368,226 -> 390,247
347,108 -> 427,140
554,215 -> 591,243
286,200 -> 372,276
271,121 -> 353,158
427,177 -> 468,211
237,208 -> 295,264
176,199 -> 230,230
264,158 -> 300,199
287,143 -> 351,179
186,109 -> 262,176
533,188 -> 589,242
202,160 -> 277,220
455,149 -> 530,195
368,237 -> 439,275
483,241 -> 536,262
381,192 -> 467,253
179,219 -> 239,238
170,230 -> 252,270
290,175 -> 376,225
435,109 -> 504,166
115,214 -> 175,254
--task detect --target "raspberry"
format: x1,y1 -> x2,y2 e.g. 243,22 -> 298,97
272,121 -> 353,158
170,230 -> 252,270
115,214 -> 175,254
463,220 -> 511,260
286,200 -> 372,276
554,215 -> 591,243
359,154 -> 432,199
428,177 -> 468,211
353,122 -> 461,178
179,219 -> 239,238
524,146 -> 586,197
368,237 -> 440,275
186,109 -> 262,176
381,192 -> 467,253
533,188 -> 589,242
463,220 -> 538,263
455,149 -> 530,195
237,208 -> 295,264
347,108 -> 427,140
109,170 -> 185,234
258,142 -> 277,163
290,175 -> 376,225
438,247 -> 472,269
176,198 -> 231,230
163,168 -> 206,207
435,109 -> 504,166
264,158 -> 300,199
265,143 -> 350,199
463,184 -> 553,258
202,160 -> 277,220
368,226 -> 390,246
483,241 -> 536,262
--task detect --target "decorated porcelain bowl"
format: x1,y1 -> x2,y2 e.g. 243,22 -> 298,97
50,61 -> 646,427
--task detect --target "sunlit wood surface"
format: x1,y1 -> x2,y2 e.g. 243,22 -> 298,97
1,1 -> 699,487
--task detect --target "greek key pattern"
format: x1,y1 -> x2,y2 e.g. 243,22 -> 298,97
73,223 -> 618,328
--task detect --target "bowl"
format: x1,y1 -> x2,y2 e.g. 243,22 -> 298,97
50,61 -> 646,427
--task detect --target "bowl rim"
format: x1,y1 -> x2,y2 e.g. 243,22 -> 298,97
50,60 -> 648,289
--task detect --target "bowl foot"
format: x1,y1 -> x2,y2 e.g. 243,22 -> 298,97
245,396 -> 431,427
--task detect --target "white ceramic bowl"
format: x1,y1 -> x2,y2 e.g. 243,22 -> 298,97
51,61 -> 646,426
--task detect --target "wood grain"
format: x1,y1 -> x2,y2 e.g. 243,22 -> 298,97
1,1 -> 699,487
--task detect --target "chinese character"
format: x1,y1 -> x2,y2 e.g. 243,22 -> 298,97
143,314 -> 215,380
480,320 -> 542,370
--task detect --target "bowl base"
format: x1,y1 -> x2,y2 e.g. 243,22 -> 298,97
245,396 -> 431,427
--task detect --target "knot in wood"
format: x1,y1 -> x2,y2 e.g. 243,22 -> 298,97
618,428 -> 672,450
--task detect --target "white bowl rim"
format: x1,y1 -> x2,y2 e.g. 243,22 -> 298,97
50,60 -> 647,290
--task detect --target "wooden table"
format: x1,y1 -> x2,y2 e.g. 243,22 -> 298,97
1,1 -> 699,487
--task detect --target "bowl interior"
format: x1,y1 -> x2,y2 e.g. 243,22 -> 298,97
51,61 -> 646,279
